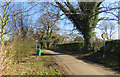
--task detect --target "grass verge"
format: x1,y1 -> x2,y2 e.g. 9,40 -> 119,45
6,51 -> 65,75
5,39 -> 65,75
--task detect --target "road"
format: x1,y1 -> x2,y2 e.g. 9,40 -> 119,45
43,50 -> 119,75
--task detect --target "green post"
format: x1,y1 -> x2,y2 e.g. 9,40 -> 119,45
37,48 -> 41,56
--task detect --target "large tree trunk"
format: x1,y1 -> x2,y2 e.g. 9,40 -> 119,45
47,42 -> 50,49
83,32 -> 92,52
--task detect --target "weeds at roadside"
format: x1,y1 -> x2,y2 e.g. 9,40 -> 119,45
7,51 -> 64,75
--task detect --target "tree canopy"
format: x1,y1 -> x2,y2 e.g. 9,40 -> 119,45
53,0 -> 104,51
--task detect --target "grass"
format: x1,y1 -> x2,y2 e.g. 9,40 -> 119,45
5,39 -> 65,75
7,51 -> 64,75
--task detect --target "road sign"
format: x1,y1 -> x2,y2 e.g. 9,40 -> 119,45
33,34 -> 40,40
33,33 -> 40,61
101,33 -> 107,39
101,33 -> 107,58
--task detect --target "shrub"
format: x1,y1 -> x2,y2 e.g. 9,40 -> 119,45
13,37 -> 35,63
0,41 -> 15,75
56,41 -> 104,53
84,39 -> 120,70
56,41 -> 84,51
92,41 -> 104,52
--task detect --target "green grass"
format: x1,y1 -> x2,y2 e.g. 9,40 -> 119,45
6,39 -> 65,75
13,39 -> 35,63
8,53 -> 64,75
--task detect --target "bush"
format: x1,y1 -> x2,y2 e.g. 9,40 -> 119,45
0,41 -> 15,75
56,41 -> 84,51
84,39 -> 120,70
56,41 -> 104,53
13,37 -> 35,63
92,41 -> 103,52
104,40 -> 120,66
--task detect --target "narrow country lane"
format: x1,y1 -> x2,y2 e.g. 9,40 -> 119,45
43,50 -> 119,75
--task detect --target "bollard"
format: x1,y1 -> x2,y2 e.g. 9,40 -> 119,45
37,48 -> 41,56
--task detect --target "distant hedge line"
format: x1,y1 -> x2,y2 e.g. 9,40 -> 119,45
56,41 -> 104,52
56,41 -> 84,51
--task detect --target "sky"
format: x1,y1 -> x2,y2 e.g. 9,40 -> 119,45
0,0 -> 119,40
95,1 -> 119,39
0,0 -> 119,2
96,1 -> 119,39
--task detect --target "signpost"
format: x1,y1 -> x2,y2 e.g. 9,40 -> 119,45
101,33 -> 107,58
33,33 -> 40,61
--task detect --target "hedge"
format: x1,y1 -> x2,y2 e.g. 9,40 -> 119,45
56,41 -> 84,51
84,39 -> 120,70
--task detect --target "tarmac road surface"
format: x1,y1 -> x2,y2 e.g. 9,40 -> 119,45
43,50 -> 119,75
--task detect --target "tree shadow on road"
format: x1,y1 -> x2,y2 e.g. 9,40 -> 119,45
50,50 -> 119,74
32,53 -> 64,56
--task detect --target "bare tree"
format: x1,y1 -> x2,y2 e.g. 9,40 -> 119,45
0,1 -> 41,46
98,20 -> 117,40
36,12 -> 59,48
